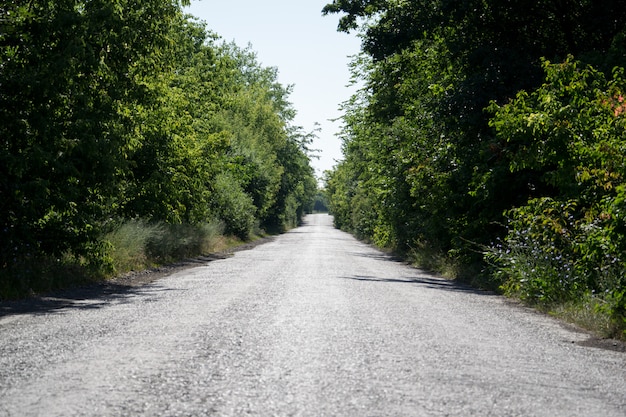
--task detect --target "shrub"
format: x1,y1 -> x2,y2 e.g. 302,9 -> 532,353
211,173 -> 256,240
106,219 -> 225,272
486,58 -> 626,337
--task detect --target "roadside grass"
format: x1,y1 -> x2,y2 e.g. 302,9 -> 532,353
549,296 -> 616,338
0,219 -> 259,301
408,245 -> 462,280
406,244 -> 625,341
106,219 -> 226,273
105,219 -> 163,274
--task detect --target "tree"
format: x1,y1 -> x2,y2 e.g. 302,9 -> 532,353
1,1 -> 317,297
486,59 -> 626,332
323,0 -> 626,255
1,1 -> 188,271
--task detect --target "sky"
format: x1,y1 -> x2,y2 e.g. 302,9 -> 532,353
184,0 -> 362,180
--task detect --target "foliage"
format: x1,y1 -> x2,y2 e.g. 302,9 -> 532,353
103,218 -> 225,273
210,173 -> 256,240
313,190 -> 329,212
1,2 -> 316,298
323,1 -> 626,336
1,0 -> 183,269
268,126 -> 318,230
486,60 -> 626,335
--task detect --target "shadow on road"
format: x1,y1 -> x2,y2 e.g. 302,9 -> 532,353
0,241 -> 266,319
349,251 -> 405,262
340,274 -> 496,296
0,282 -> 180,318
344,250 -> 498,296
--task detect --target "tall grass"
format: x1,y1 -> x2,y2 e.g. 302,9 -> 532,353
550,295 -> 616,339
105,220 -> 161,273
105,219 -> 225,274
0,219 -> 228,300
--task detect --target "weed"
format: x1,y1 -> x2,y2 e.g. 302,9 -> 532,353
0,219 -> 228,300
106,219 -> 226,271
105,219 -> 163,273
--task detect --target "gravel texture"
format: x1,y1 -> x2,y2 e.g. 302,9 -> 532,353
1,213 -> 625,416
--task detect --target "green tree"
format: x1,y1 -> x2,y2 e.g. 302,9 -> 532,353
487,60 -> 626,312
323,0 -> 626,261
1,1 -> 188,272
1,1 -> 317,297
121,16 -> 227,224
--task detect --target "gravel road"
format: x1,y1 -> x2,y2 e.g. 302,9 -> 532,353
1,213 -> 624,416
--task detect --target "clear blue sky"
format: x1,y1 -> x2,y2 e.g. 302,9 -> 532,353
184,0 -> 361,180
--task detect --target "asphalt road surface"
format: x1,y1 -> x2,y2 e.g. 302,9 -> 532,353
1,214 -> 625,416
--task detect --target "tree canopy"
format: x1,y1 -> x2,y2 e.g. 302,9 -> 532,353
323,0 -> 626,335
1,1 -> 316,295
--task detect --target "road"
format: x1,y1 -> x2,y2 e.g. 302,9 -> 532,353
0,213 -> 624,416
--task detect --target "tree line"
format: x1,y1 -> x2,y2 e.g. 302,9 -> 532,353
0,1 -> 317,297
323,0 -> 626,337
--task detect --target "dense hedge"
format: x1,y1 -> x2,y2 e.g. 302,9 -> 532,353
323,0 -> 626,336
0,1 -> 316,297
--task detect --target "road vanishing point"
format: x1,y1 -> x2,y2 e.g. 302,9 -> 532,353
1,214 -> 625,416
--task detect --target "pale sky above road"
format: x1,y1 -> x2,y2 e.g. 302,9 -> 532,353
184,0 -> 362,181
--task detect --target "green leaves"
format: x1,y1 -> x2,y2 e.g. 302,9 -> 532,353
487,59 -> 626,331
1,2 -> 316,297
324,1 -> 626,335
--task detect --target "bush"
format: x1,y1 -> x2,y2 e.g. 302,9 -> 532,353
106,219 -> 225,272
487,198 -> 583,304
212,173 -> 257,240
486,58 -> 626,337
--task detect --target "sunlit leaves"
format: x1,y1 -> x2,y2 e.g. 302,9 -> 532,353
488,59 -> 626,328
1,1 -> 316,295
324,0 -> 626,311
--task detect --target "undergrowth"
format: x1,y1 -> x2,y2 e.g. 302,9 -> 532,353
549,295 -> 616,338
407,244 -> 498,292
106,219 -> 226,273
408,241 -> 625,341
0,219 -> 233,300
